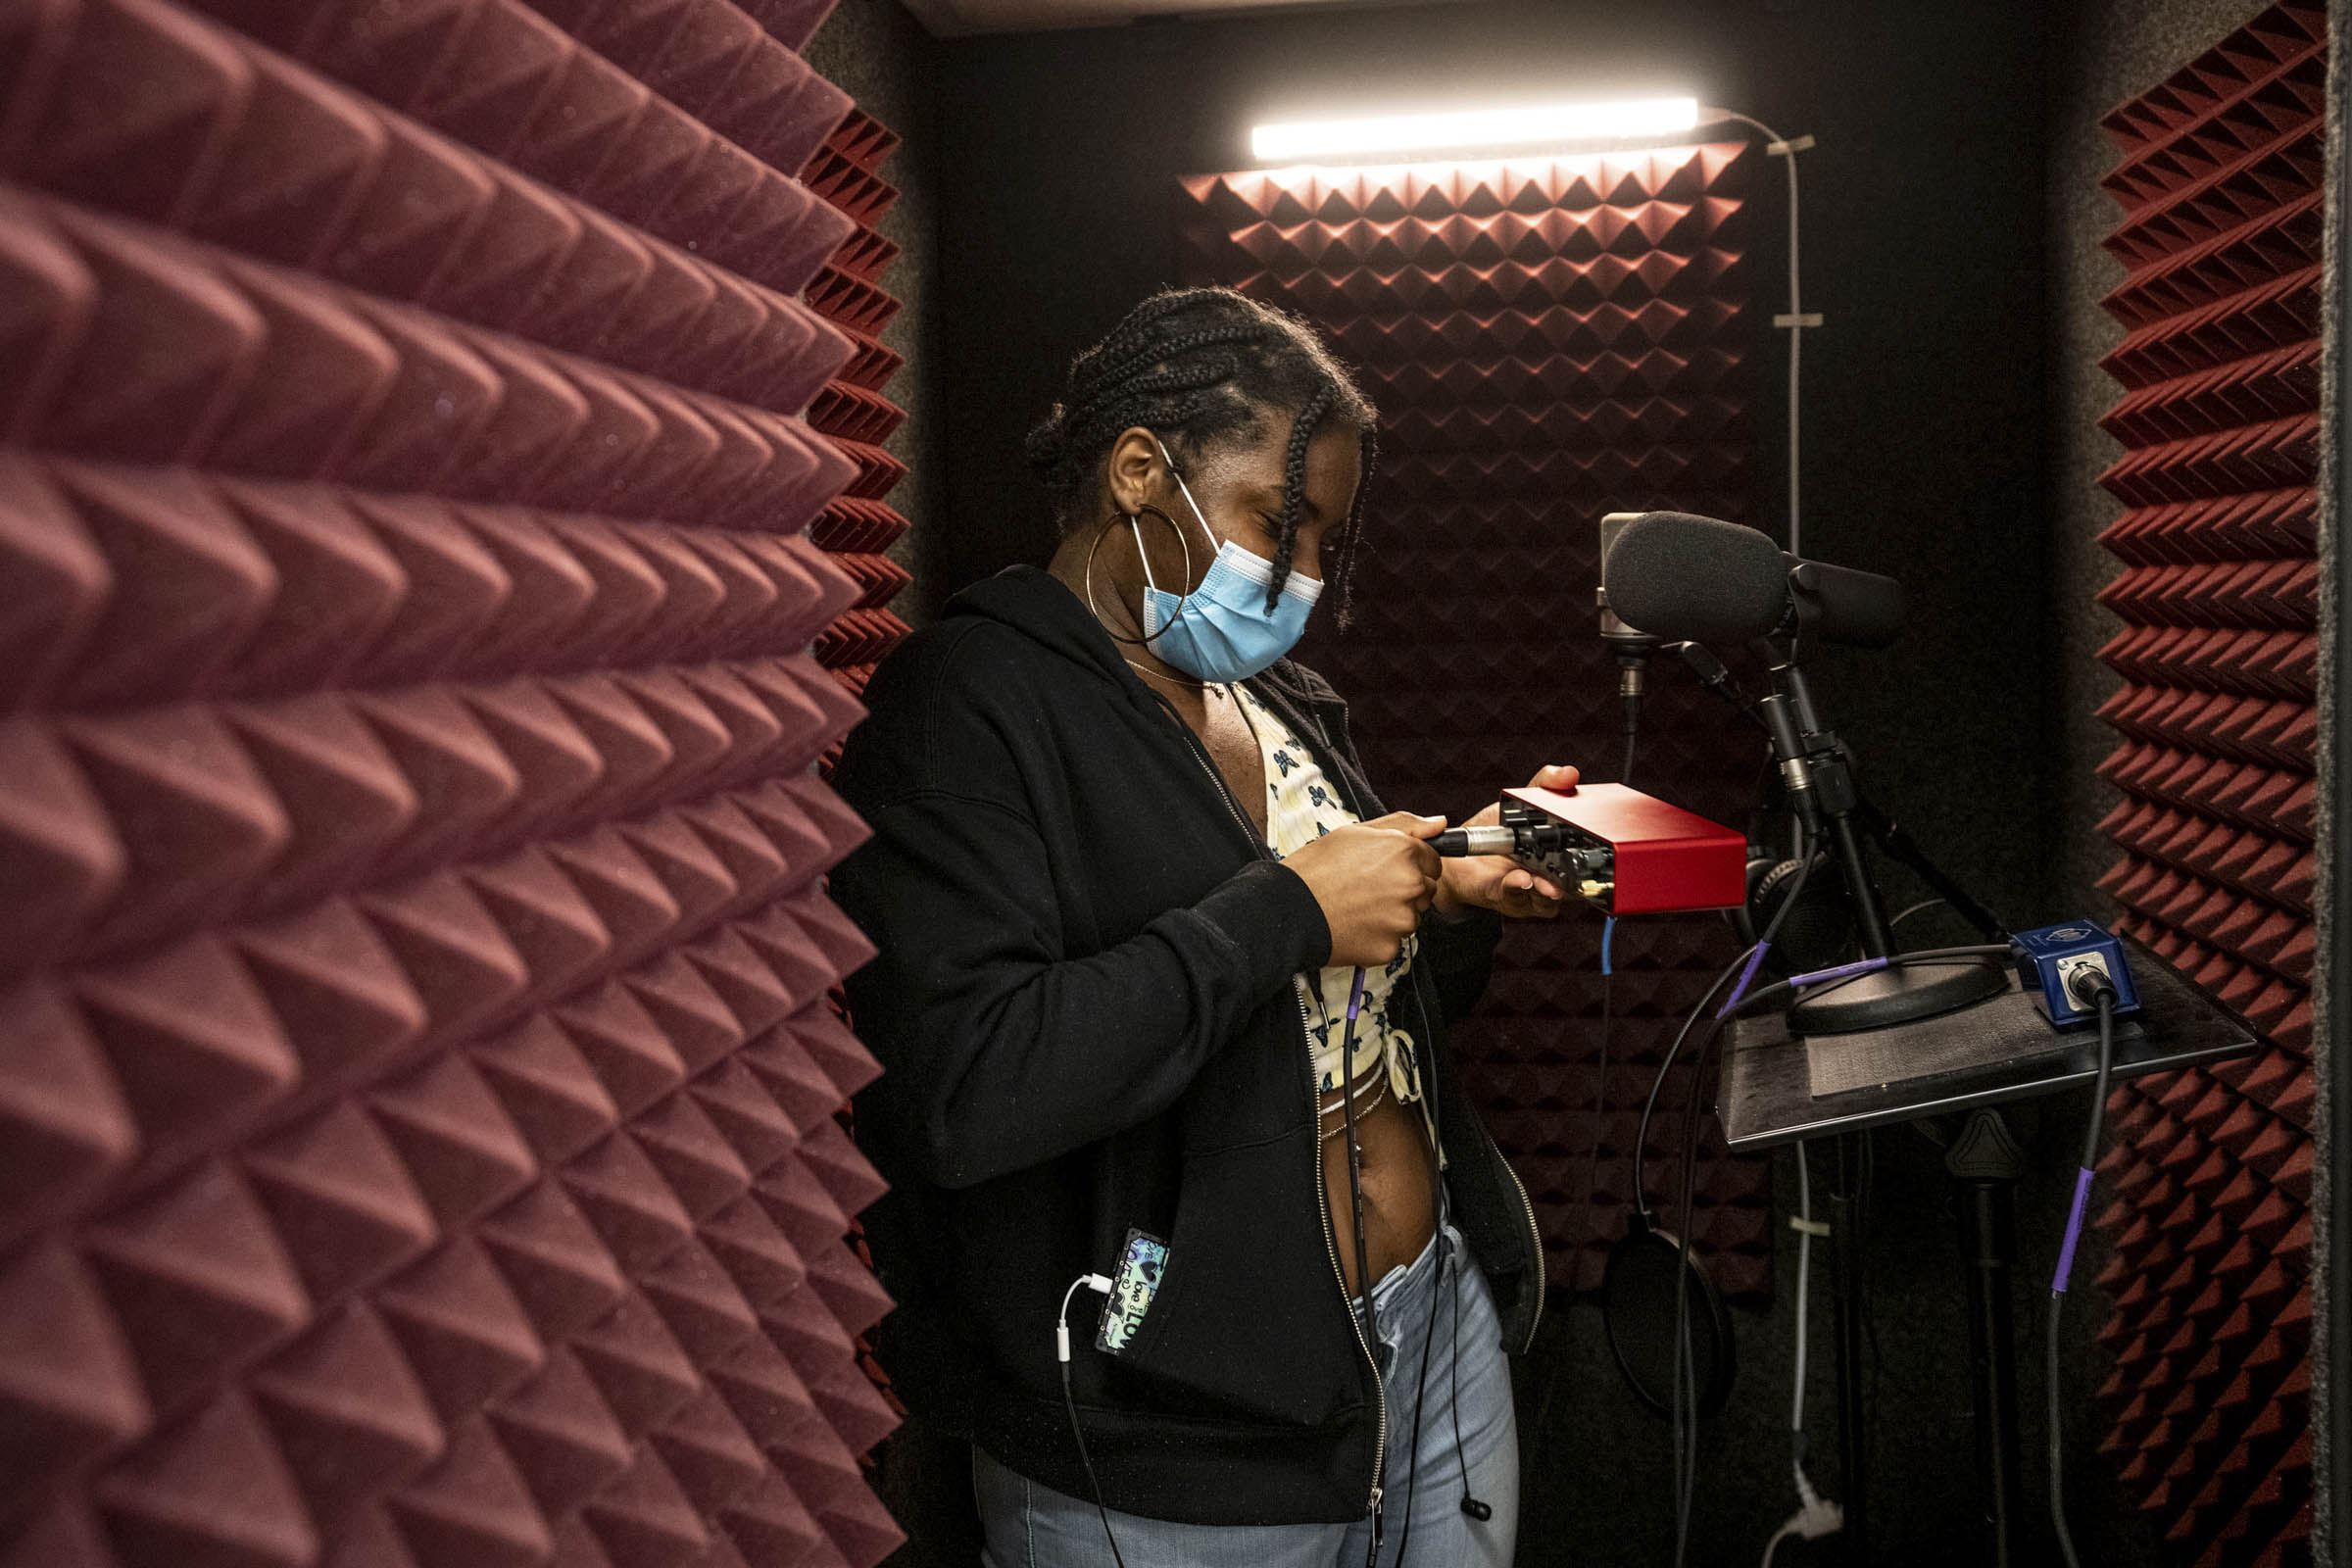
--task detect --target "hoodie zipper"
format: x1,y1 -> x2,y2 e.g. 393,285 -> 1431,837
1299,986 -> 1388,1514
1153,688 -> 1389,1518
1496,1127 -> 1547,1353
1295,688 -> 1549,1356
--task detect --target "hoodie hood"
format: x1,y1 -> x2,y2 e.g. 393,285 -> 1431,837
945,564 -> 1137,688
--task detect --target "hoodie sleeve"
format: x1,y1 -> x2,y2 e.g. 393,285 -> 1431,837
1414,904 -> 1503,1022
830,646 -> 1332,1191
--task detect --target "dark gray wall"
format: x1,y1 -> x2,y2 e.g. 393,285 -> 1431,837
804,0 -> 943,621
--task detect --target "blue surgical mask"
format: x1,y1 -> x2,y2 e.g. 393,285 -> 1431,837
1135,438 -> 1323,683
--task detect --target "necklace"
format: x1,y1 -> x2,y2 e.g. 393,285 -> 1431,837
1124,658 -> 1228,700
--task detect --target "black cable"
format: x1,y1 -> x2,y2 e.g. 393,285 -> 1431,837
1446,1243 -> 1492,1520
1061,1349 -> 1129,1568
1390,1231 -> 1444,1564
1399,971 -> 1491,1531
1860,1130 -> 1881,1471
1537,925 -> 1615,1460
1636,962 -> 1746,1216
1636,958 -> 1748,1536
1681,940 -> 2008,1511
1621,666 -> 1642,787
1671,1017 -> 1731,1566
1587,956 -> 1611,1240
1338,968 -> 1384,1565
1640,856 -> 1830,1198
1642,956 -> 1741,1520
1719,945 -> 2014,1024
2076,992 -> 2118,1203
2046,1302 -> 2071,1568
1629,925 -> 1997,1560
2049,989 -> 2117,1568
1667,853 -> 1820,1567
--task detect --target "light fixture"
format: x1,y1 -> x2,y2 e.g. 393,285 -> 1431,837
1250,96 -> 1701,163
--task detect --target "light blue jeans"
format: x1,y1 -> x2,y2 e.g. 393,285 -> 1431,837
975,1222 -> 1519,1567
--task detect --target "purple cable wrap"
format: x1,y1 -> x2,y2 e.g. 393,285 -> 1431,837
2051,1166 -> 2097,1293
1788,955 -> 1891,989
1347,966 -> 1366,1021
1716,944 -> 1772,1019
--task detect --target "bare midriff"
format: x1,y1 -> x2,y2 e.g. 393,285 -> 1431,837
1320,1070 -> 1438,1297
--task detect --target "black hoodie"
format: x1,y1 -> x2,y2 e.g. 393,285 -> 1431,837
830,565 -> 1545,1527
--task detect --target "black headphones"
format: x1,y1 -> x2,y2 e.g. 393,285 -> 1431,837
1728,849 -> 1853,976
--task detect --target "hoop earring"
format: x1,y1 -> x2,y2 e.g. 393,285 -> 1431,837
1083,503 -> 1193,647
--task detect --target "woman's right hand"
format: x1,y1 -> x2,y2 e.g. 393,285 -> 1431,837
1283,812 -> 1444,967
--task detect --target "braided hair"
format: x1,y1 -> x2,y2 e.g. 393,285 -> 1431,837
1026,287 -> 1377,619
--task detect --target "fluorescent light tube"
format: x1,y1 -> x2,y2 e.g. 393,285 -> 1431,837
1251,97 -> 1701,162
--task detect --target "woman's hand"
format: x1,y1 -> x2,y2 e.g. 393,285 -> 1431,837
1283,812 -> 1445,967
1432,763 -> 1581,919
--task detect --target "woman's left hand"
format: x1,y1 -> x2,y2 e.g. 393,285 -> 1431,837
1430,763 -> 1581,919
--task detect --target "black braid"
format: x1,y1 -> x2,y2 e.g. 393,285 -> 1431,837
1263,380 -> 1335,608
1027,287 -> 1376,622
1328,422 -> 1377,627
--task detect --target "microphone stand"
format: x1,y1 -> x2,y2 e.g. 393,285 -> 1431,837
1751,644 -> 2006,1033
1678,642 -> 2006,945
1853,797 -> 2007,943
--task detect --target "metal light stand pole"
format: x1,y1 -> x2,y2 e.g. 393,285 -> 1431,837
1755,650 -> 1885,1565
1826,1132 -> 1871,1564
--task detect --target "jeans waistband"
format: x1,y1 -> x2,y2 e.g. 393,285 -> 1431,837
1365,1217 -> 1462,1315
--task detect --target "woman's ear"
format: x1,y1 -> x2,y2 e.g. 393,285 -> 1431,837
1103,427 -> 1165,515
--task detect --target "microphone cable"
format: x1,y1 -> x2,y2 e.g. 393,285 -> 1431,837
1620,672 -> 1641,788
2048,981 -> 2118,1568
1619,933 -> 2008,1563
1387,1209 -> 1446,1566
1339,966 -> 1387,1568
1634,855 -> 1822,1217
1592,917 -> 1616,1229
1667,852 -> 1819,1568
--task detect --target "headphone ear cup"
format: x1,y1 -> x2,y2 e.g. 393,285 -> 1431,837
1751,857 -> 1809,921
1751,857 -> 1860,975
1727,855 -> 1785,947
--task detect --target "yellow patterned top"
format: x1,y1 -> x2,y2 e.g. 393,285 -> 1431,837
1232,684 -> 1425,1116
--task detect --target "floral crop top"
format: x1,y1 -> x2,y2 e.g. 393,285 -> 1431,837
1232,684 -> 1426,1122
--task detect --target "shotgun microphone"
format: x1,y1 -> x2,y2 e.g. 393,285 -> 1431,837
1601,512 -> 1907,650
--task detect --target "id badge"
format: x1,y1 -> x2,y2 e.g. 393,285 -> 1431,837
1094,1228 -> 1169,1355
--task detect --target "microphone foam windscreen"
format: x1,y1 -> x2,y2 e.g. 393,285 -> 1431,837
1602,512 -> 1790,644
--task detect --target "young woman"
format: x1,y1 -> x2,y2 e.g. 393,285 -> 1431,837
831,287 -> 1576,1567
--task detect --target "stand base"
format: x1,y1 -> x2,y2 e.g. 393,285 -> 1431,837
1788,956 -> 2008,1035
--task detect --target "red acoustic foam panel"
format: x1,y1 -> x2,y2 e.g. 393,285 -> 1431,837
0,0 -> 910,1561
1179,146 -> 1768,1298
797,109 -> 911,701
2086,5 -> 2324,1562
